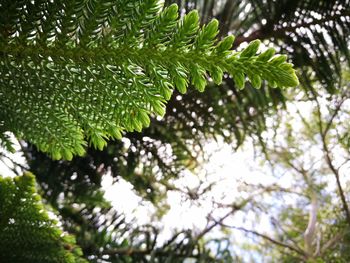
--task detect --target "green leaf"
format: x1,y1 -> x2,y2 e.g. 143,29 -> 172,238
90,132 -> 107,151
138,110 -> 151,127
240,39 -> 261,58
233,72 -> 245,90
251,74 -> 262,89
184,10 -> 199,31
257,48 -> 276,62
270,55 -> 288,66
174,76 -> 188,94
62,148 -> 73,161
191,65 -> 207,92
211,66 -> 224,85
151,100 -> 166,117
215,35 -> 235,55
164,4 -> 178,20
52,148 -> 62,160
204,19 -> 219,39
74,144 -> 86,157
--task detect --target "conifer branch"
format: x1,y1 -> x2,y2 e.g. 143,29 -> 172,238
0,0 -> 299,159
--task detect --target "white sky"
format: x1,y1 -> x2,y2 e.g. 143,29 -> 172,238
102,137 -> 276,244
0,134 -> 27,177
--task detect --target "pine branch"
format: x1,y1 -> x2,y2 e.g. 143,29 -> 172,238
0,173 -> 87,262
0,0 -> 299,159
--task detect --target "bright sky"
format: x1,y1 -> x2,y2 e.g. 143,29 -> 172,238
0,134 -> 27,177
101,137 -> 276,246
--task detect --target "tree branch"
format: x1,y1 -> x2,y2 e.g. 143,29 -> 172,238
223,224 -> 306,259
319,232 -> 344,256
311,90 -> 350,225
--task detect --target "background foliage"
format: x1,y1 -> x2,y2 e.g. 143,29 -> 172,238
0,173 -> 86,263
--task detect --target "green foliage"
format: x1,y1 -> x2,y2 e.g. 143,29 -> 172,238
0,0 -> 298,160
0,173 -> 86,263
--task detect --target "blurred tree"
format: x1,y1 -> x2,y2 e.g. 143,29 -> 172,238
217,70 -> 350,262
0,173 -> 86,263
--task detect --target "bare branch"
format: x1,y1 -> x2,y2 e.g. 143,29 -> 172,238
319,233 -> 343,256
310,89 -> 350,226
223,224 -> 306,259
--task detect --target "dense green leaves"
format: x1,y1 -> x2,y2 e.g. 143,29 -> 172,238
0,0 -> 298,159
0,173 -> 86,262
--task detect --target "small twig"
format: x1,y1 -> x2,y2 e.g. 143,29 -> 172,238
0,152 -> 28,173
223,224 -> 306,259
310,89 -> 350,226
319,233 -> 343,255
